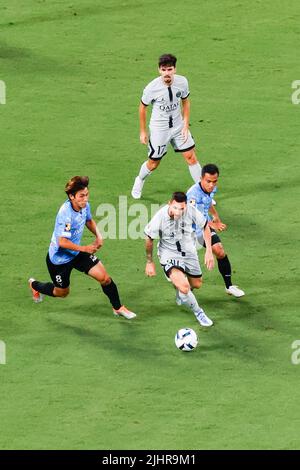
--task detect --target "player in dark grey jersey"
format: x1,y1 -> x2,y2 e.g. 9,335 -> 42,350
144,192 -> 215,327
131,54 -> 203,199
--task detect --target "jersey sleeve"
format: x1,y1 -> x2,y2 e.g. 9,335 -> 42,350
141,83 -> 153,106
86,203 -> 92,221
186,186 -> 197,207
181,77 -> 190,99
55,209 -> 72,239
144,211 -> 162,239
190,205 -> 207,230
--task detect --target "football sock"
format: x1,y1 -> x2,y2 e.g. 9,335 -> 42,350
101,279 -> 122,310
32,281 -> 55,296
188,162 -> 202,183
217,255 -> 232,288
178,290 -> 203,316
138,161 -> 152,181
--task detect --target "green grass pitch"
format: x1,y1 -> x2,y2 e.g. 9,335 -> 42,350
1,0 -> 300,450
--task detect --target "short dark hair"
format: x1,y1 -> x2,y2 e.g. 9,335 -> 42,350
158,53 -> 177,68
65,176 -> 89,197
170,191 -> 187,203
201,164 -> 219,177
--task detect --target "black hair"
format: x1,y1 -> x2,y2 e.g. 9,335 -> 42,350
158,53 -> 177,68
201,164 -> 219,177
170,191 -> 187,203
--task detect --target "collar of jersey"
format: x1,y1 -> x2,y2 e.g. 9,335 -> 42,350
67,199 -> 83,214
199,182 -> 211,196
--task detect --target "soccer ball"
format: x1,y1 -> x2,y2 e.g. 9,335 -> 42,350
175,328 -> 198,351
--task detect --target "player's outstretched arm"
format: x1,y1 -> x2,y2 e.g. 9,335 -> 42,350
139,102 -> 148,144
86,219 -> 103,249
145,236 -> 156,276
203,224 -> 214,271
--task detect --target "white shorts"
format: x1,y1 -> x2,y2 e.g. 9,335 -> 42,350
158,250 -> 202,278
148,125 -> 195,160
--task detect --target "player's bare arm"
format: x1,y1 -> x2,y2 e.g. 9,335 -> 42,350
145,236 -> 156,276
208,205 -> 227,232
181,97 -> 190,143
139,102 -> 148,144
86,219 -> 103,249
58,237 -> 97,255
203,224 -> 214,271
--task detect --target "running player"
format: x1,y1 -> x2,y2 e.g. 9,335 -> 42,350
131,53 -> 202,199
187,164 -> 245,297
28,176 -> 136,319
144,191 -> 214,327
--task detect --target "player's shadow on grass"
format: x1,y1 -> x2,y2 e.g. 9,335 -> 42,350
202,296 -> 276,332
46,316 -> 166,361
203,297 -> 260,319
0,39 -> 77,75
0,43 -> 31,59
0,3 -> 145,28
220,176 -> 300,202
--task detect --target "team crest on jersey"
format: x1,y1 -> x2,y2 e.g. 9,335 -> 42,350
189,199 -> 196,206
176,91 -> 181,97
65,222 -> 71,231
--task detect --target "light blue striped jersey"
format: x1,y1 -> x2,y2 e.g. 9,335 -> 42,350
186,183 -> 216,237
48,199 -> 92,265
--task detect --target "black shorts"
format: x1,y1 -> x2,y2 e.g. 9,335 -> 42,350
46,252 -> 100,288
201,227 -> 221,248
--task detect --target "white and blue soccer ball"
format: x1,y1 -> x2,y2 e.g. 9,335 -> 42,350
175,328 -> 198,351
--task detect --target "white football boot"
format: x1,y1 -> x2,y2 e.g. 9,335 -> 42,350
195,309 -> 213,327
113,305 -> 137,319
225,285 -> 245,298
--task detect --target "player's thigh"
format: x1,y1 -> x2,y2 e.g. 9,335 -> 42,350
88,261 -> 111,284
169,267 -> 190,292
46,253 -> 72,289
170,127 -> 195,155
72,252 -> 109,283
148,128 -> 170,160
159,254 -> 189,289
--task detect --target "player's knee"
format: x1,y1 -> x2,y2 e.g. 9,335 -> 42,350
147,159 -> 160,171
61,290 -> 69,298
179,284 -> 190,295
184,151 -> 197,165
213,244 -> 225,259
100,275 -> 111,286
192,278 -> 202,289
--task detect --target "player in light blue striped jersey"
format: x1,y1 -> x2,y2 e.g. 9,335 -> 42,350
28,176 -> 136,319
187,164 -> 245,298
